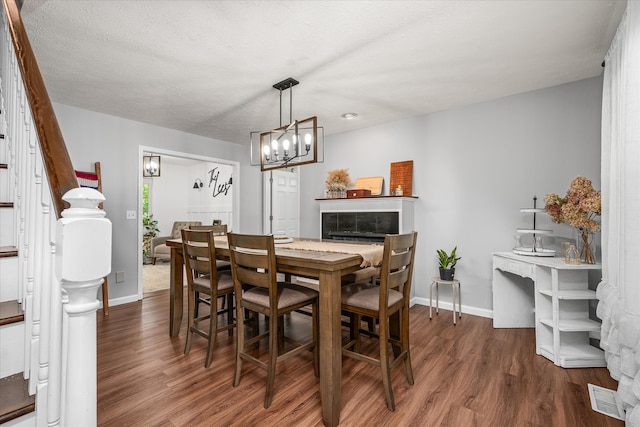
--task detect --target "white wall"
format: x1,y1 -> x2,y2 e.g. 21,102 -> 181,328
53,104 -> 264,304
149,160 -> 234,235
300,77 -> 603,315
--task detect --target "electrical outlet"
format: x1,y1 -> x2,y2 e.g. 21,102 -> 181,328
115,271 -> 125,283
126,210 -> 136,220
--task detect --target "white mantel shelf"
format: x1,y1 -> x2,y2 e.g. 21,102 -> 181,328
315,196 -> 418,200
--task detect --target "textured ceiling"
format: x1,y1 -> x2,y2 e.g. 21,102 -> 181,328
20,0 -> 626,145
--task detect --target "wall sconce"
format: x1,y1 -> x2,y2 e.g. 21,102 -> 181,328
143,155 -> 161,177
193,179 -> 203,189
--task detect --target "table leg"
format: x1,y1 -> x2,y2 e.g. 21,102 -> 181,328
169,246 -> 184,337
319,270 -> 342,427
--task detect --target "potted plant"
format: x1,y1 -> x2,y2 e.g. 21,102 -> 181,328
142,213 -> 159,264
437,246 -> 460,281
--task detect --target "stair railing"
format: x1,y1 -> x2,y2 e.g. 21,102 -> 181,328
1,0 -> 111,426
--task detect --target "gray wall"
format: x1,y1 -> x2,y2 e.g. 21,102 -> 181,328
300,77 -> 602,315
54,104 -> 263,304
54,76 -> 602,315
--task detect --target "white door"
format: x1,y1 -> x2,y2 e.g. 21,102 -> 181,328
264,168 -> 299,237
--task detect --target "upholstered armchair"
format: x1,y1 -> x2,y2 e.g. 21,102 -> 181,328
151,221 -> 202,264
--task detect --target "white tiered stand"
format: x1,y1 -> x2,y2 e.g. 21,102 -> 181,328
513,199 -> 555,257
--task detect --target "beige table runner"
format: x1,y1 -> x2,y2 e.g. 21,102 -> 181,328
276,239 -> 383,267
214,236 -> 383,267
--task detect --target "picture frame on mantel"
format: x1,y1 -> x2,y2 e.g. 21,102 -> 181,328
389,160 -> 413,196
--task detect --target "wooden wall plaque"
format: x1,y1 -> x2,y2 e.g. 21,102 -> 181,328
389,160 -> 413,196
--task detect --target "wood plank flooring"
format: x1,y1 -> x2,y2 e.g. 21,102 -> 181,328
97,290 -> 622,426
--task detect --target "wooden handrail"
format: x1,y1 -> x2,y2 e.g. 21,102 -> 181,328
2,0 -> 78,217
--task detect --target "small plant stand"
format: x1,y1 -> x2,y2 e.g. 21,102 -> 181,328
429,277 -> 462,325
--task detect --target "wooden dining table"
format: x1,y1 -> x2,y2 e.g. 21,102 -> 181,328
166,237 -> 375,427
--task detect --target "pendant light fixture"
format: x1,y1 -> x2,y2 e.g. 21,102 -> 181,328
250,77 -> 323,171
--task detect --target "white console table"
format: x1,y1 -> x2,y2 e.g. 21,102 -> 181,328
492,252 -> 605,368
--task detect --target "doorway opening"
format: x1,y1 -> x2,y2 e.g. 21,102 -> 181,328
138,146 -> 239,298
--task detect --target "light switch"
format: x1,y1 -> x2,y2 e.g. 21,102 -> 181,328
116,271 -> 125,283
126,210 -> 136,220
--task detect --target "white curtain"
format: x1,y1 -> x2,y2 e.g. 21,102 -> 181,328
598,2 -> 640,425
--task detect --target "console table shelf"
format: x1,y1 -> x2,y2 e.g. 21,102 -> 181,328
492,252 -> 604,368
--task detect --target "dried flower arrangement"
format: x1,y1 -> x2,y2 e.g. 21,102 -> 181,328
325,169 -> 353,191
545,176 -> 601,264
544,176 -> 601,231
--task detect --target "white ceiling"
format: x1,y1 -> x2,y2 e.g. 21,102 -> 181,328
20,0 -> 626,145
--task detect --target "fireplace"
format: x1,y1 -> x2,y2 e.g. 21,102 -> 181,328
322,211 -> 398,242
317,197 -> 416,243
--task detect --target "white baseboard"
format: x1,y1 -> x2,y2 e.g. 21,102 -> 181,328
2,412 -> 36,427
411,296 -> 493,319
105,294 -> 140,309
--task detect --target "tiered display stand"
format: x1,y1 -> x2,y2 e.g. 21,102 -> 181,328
513,196 -> 555,257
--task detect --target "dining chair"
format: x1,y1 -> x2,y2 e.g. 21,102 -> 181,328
341,231 -> 418,411
188,224 -> 232,317
227,233 -> 319,408
181,228 -> 236,368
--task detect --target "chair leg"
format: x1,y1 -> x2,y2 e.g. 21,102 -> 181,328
194,291 -> 200,318
264,313 -> 279,408
402,307 -> 414,385
277,316 -> 285,355
226,294 -> 234,336
184,287 -> 195,355
378,318 -> 395,411
205,295 -> 218,368
101,276 -> 109,316
353,314 -> 362,353
152,257 -> 156,265
233,302 -> 245,387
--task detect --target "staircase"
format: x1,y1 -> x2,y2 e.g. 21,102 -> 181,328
1,1 -> 112,425
0,129 -> 35,423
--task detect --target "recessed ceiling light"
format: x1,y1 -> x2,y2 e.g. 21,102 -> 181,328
341,113 -> 358,120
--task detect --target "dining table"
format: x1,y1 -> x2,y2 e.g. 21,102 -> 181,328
166,236 -> 383,427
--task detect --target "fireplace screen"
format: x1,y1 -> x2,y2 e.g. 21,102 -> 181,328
322,211 -> 399,242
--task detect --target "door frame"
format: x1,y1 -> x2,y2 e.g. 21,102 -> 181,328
137,145 -> 240,299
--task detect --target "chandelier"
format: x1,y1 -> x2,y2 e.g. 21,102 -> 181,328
251,78 -> 322,171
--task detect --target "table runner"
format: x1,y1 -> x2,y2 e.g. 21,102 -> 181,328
215,236 -> 383,267
276,239 -> 382,267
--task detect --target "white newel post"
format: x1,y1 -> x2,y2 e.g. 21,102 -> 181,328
55,188 -> 111,427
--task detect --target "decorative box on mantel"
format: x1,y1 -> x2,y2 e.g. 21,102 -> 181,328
347,189 -> 372,198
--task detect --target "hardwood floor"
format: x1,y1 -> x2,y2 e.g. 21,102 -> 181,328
97,290 -> 621,426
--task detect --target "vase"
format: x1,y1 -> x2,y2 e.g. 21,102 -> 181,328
326,190 -> 346,199
575,229 -> 596,264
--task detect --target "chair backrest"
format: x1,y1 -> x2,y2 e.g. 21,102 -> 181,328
181,228 -> 220,289
227,233 -> 278,304
170,221 -> 202,239
74,161 -> 103,209
378,232 -> 418,310
190,224 -> 227,236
